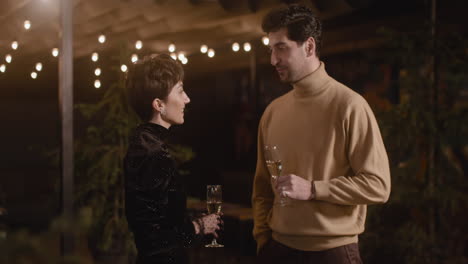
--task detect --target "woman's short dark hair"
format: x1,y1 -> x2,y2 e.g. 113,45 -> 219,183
126,54 -> 184,121
262,4 -> 322,57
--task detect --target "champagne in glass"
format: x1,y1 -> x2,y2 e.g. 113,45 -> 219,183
205,185 -> 224,248
264,145 -> 288,206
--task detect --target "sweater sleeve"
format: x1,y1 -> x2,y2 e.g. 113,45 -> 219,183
314,98 -> 391,205
251,116 -> 274,251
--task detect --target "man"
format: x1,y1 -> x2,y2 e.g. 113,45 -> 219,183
252,4 -> 391,263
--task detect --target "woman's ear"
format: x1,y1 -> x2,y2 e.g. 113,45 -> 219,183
152,98 -> 165,113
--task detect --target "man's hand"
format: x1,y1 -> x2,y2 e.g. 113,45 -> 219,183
276,174 -> 314,200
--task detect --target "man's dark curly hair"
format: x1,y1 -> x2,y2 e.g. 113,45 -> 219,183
126,54 -> 184,121
262,4 -> 322,57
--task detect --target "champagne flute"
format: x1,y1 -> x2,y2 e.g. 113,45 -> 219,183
205,185 -> 224,248
264,145 -> 288,206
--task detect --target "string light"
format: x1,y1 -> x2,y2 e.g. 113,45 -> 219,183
177,52 -> 185,61
31,72 -> 37,79
131,54 -> 138,63
232,42 -> 240,52
200,45 -> 208,53
94,79 -> 101,89
11,41 -> 18,50
52,48 -> 59,57
24,20 -> 31,30
0,64 -> 5,73
168,43 -> 176,52
243,42 -> 251,52
5,54 -> 12,63
98,34 -> 106,44
262,36 -> 269,46
181,57 -> 188,65
121,64 -> 128,72
135,40 -> 143,50
35,62 -> 43,72
170,53 -> 177,60
91,52 -> 99,62
207,49 -> 215,58
94,68 -> 101,76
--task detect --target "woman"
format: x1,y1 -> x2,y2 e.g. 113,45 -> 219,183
124,54 -> 221,264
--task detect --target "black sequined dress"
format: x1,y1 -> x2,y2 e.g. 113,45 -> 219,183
124,123 -> 200,264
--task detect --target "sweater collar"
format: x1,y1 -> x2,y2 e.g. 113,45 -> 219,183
140,122 -> 170,139
292,62 -> 330,97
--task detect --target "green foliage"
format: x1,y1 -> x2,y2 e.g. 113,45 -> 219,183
73,47 -> 140,259
0,208 -> 94,264
361,25 -> 468,263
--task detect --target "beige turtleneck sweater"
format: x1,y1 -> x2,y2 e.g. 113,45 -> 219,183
252,62 -> 391,252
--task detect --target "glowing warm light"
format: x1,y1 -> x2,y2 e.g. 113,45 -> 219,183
0,64 -> 5,73
168,43 -> 176,52
243,42 -> 251,52
98,34 -> 106,43
24,20 -> 31,30
135,40 -> 143,50
131,54 -> 138,63
94,79 -> 101,89
35,62 -> 43,72
5,54 -> 12,63
91,52 -> 99,62
121,64 -> 128,72
177,53 -> 185,61
52,48 -> 59,57
232,42 -> 240,52
31,72 -> 37,79
170,53 -> 177,60
181,57 -> 188,64
94,68 -> 101,76
262,36 -> 269,46
200,45 -> 208,53
11,41 -> 18,50
207,49 -> 215,58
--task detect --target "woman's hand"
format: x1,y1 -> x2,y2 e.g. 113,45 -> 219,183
192,213 -> 223,237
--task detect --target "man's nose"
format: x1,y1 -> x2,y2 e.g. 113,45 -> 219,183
270,52 -> 279,66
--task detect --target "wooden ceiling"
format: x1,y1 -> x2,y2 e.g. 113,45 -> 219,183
2,0 -> 461,74
0,0 -> 367,59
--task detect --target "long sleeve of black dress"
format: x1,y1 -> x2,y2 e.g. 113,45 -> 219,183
124,123 -> 200,263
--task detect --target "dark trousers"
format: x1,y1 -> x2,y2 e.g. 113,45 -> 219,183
257,239 -> 363,264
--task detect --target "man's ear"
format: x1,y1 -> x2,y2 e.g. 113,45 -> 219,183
152,98 -> 165,112
306,37 -> 316,57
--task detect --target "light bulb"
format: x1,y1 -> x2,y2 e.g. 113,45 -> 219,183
177,53 -> 185,61
11,41 -> 18,50
170,53 -> 177,60
135,40 -> 143,50
24,20 -> 31,30
31,72 -> 37,79
181,57 -> 188,65
98,34 -> 106,43
243,42 -> 251,52
131,54 -> 138,63
168,43 -> 176,52
262,36 -> 269,46
200,45 -> 208,53
35,62 -> 43,72
0,64 -> 5,73
94,79 -> 101,89
94,68 -> 101,76
91,52 -> 99,62
207,49 -> 215,58
5,54 -> 12,63
121,64 -> 128,72
232,42 -> 240,52
52,48 -> 59,57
